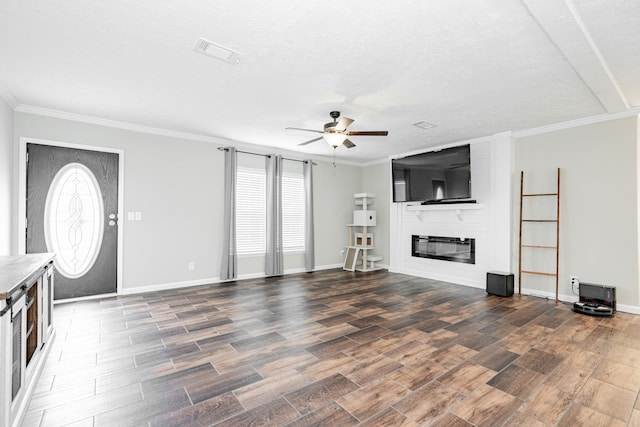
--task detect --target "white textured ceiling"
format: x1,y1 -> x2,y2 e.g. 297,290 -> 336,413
0,0 -> 639,162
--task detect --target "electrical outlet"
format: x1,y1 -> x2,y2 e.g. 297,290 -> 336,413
570,275 -> 579,287
188,262 -> 195,271
340,249 -> 345,257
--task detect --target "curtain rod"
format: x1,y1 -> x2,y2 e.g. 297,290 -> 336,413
217,147 -> 317,165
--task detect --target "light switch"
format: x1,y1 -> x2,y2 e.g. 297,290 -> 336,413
135,212 -> 142,221
128,212 -> 135,221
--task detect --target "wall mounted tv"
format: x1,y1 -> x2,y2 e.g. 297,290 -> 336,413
392,144 -> 471,203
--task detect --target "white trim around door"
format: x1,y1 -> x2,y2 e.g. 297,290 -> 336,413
18,137 -> 125,295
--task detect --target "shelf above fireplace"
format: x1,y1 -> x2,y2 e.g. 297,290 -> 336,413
406,203 -> 484,221
406,203 -> 484,211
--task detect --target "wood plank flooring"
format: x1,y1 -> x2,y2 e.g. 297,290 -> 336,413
22,269 -> 640,426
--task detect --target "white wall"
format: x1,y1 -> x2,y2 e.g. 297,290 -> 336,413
391,142 -> 489,286
514,116 -> 639,309
12,112 -> 358,292
361,161 -> 390,266
0,97 -> 12,255
389,136 -> 513,288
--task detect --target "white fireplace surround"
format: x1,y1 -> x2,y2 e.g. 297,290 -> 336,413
389,133 -> 513,289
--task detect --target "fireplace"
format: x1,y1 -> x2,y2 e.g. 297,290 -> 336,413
412,235 -> 476,264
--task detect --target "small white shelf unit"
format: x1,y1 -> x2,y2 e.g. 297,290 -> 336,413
343,193 -> 384,272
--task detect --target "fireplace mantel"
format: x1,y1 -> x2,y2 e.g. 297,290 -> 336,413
405,203 -> 484,211
406,203 -> 484,221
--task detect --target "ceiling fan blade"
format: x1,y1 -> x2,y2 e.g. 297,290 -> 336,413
298,136 -> 324,146
346,131 -> 389,136
286,127 -> 324,134
343,139 -> 356,149
335,117 -> 354,132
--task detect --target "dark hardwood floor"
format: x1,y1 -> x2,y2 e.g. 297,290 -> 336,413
23,269 -> 640,426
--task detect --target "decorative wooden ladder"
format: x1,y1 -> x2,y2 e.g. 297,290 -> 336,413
518,168 -> 560,302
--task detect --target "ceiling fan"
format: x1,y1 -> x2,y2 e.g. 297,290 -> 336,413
286,111 -> 389,149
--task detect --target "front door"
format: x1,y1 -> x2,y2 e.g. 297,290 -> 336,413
26,143 -> 119,300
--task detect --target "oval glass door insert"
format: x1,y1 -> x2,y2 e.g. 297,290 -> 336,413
44,163 -> 104,278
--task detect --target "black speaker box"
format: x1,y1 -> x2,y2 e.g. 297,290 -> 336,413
487,271 -> 514,297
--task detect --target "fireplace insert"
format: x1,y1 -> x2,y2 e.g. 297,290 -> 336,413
412,235 -> 475,264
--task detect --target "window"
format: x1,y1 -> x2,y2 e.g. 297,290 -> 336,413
236,166 -> 305,255
236,167 -> 266,255
44,163 -> 104,278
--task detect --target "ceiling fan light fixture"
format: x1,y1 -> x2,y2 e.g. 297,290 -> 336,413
323,132 -> 347,148
291,111 -> 386,149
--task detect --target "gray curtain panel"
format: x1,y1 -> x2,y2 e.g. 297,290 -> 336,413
265,154 -> 284,276
304,160 -> 315,271
220,147 -> 237,281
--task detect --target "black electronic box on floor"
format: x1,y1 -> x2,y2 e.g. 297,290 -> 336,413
572,282 -> 616,317
486,271 -> 514,297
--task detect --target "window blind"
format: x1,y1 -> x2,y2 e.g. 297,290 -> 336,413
236,167 -> 266,255
236,167 -> 305,255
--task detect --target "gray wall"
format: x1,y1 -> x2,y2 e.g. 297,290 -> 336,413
0,97 -> 11,255
514,117 -> 639,307
360,161 -> 390,267
314,162 -> 364,267
233,151 -> 361,276
13,113 -> 223,289
14,110 -> 638,309
12,112 -> 361,290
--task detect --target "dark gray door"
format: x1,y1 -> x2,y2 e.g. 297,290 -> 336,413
26,143 -> 119,300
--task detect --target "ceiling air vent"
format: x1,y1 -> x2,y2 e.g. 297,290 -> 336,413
412,121 -> 436,130
193,38 -> 242,64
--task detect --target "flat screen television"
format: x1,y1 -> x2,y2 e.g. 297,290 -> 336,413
392,144 -> 471,203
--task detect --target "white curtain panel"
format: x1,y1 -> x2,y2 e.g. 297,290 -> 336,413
303,160 -> 315,271
220,147 -> 237,281
265,154 -> 284,276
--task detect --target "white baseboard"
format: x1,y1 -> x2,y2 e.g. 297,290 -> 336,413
397,267 -> 485,289
54,293 -> 117,304
120,263 -> 346,295
121,277 -> 221,295
616,304 -> 640,315
511,287 -> 640,315
520,287 -> 577,303
104,268 -> 640,315
234,263 -> 345,281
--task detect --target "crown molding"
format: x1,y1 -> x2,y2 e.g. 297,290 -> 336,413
0,79 -> 18,109
360,157 -> 390,167
15,104 -> 235,144
19,103 -> 637,169
15,104 -> 363,168
513,107 -> 640,138
389,134 -> 495,161
15,104 -> 372,168
224,140 -> 363,168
